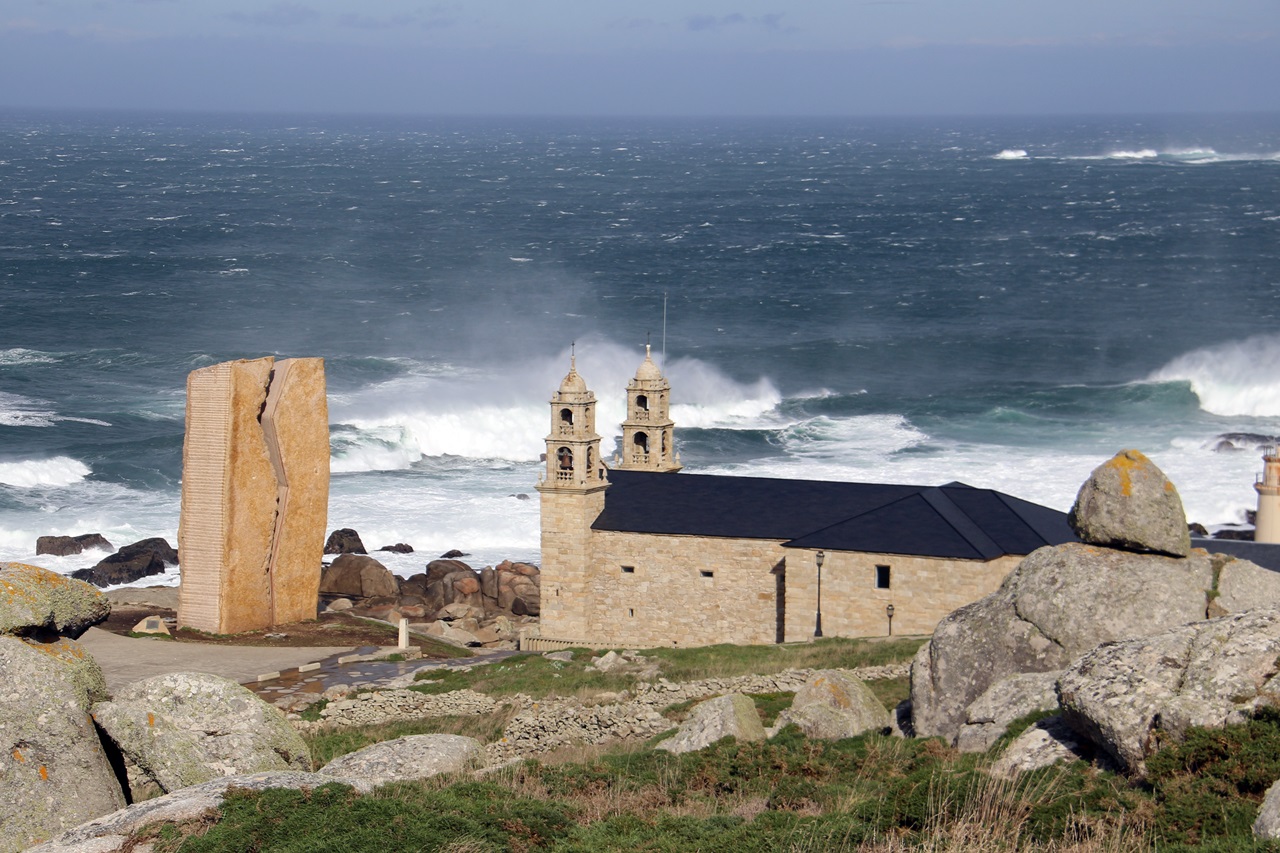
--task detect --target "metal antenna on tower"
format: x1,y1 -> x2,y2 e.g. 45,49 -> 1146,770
662,293 -> 668,368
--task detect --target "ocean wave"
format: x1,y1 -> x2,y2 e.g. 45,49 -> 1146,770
779,414 -> 928,460
1062,147 -> 1280,164
993,149 -> 1028,160
1148,335 -> 1280,417
0,348 -> 59,366
327,339 -> 781,469
0,457 -> 92,488
0,391 -> 112,428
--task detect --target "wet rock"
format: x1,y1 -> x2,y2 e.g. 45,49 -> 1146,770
35,534 -> 113,557
323,528 -> 367,555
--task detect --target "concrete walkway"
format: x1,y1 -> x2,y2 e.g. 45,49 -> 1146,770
77,627 -> 358,694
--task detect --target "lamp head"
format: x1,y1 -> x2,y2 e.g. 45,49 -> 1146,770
815,550 -> 825,568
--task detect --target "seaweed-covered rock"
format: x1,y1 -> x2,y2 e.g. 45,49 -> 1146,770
0,562 -> 110,638
773,670 -> 888,739
656,693 -> 766,754
319,734 -> 483,785
1068,449 -> 1191,557
0,637 -> 125,852
92,672 -> 311,793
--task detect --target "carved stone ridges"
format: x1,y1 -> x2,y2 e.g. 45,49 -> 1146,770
177,358 -> 328,634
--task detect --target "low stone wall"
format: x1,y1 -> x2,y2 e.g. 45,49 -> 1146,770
297,662 -> 910,762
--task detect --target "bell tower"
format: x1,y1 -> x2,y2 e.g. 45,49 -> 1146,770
615,344 -> 681,473
535,355 -> 607,642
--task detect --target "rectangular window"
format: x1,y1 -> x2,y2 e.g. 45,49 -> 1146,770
875,565 -> 891,589
621,565 -> 635,574
700,570 -> 714,578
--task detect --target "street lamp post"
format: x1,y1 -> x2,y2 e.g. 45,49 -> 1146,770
814,550 -> 824,638
886,603 -> 895,636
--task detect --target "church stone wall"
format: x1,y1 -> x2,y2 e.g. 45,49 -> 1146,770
538,487 -> 607,642
782,550 -> 1021,642
583,531 -> 786,647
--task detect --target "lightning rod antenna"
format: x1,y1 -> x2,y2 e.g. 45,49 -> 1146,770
662,292 -> 668,369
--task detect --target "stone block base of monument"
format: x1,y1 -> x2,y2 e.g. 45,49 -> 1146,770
177,357 -> 329,634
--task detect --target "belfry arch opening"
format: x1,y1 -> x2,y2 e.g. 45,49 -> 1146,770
636,394 -> 649,411
556,446 -> 573,470
560,408 -> 574,426
634,432 -> 649,454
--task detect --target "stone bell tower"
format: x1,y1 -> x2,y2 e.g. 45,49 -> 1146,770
614,344 -> 681,473
535,356 -> 608,641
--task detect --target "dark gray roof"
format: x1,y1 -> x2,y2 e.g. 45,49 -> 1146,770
593,470 -> 1077,560
1191,538 -> 1280,573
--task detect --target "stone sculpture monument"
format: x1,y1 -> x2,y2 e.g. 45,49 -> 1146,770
177,357 -> 329,633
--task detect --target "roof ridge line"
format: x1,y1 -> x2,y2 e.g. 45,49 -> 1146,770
920,487 -> 1003,560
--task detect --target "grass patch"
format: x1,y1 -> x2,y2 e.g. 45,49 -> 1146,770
124,631 -> 176,640
304,708 -> 518,768
639,636 -> 924,683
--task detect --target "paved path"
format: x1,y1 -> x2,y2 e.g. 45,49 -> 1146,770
78,627 -> 523,701
78,627 -> 358,694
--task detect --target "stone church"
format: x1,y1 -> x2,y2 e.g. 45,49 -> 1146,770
532,349 -> 1076,649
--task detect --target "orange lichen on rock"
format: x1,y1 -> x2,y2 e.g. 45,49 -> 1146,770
39,766 -> 48,781
1103,448 -> 1150,498
12,748 -> 24,763
148,712 -> 156,727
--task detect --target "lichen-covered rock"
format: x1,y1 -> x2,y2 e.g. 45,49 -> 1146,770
1058,606 -> 1280,775
1214,553 -> 1280,615
1255,778 -> 1280,839
774,670 -> 888,740
990,715 -> 1090,778
319,734 -> 483,785
1068,449 -> 1190,556
911,542 -> 1214,743
27,771 -> 376,853
656,693 -> 765,754
0,637 -> 125,852
955,671 -> 1061,753
91,672 -> 311,792
0,562 -> 110,638
319,553 -> 398,599
22,636 -> 110,704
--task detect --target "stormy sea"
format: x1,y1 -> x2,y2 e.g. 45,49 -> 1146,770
2,110 -> 1279,586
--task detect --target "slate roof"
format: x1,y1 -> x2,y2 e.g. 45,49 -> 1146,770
593,470 -> 1077,560
1191,538 -> 1280,573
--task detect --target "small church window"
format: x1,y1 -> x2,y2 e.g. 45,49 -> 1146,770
628,608 -> 635,617
875,565 -> 891,589
621,565 -> 635,574
700,570 -> 714,578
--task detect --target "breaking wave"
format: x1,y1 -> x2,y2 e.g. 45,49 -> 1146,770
1148,335 -> 1280,417
0,457 -> 92,488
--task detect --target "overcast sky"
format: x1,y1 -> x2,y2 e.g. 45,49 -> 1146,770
2,1 -> 1277,116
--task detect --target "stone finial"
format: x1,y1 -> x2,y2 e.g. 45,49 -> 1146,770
1068,449 -> 1191,557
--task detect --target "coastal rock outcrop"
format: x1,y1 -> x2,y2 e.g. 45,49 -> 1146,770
656,693 -> 765,754
72,537 -> 178,588
0,561 -> 110,638
910,542 -> 1216,742
1058,606 -> 1280,775
0,636 -> 125,853
35,534 -> 113,557
92,672 -> 311,793
324,527 -> 367,555
319,734 -> 484,785
1068,449 -> 1191,557
955,671 -> 1061,753
320,553 -> 399,599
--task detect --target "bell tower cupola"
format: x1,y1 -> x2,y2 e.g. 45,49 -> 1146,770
614,344 -> 681,473
537,355 -> 608,493
1255,446 -> 1280,543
